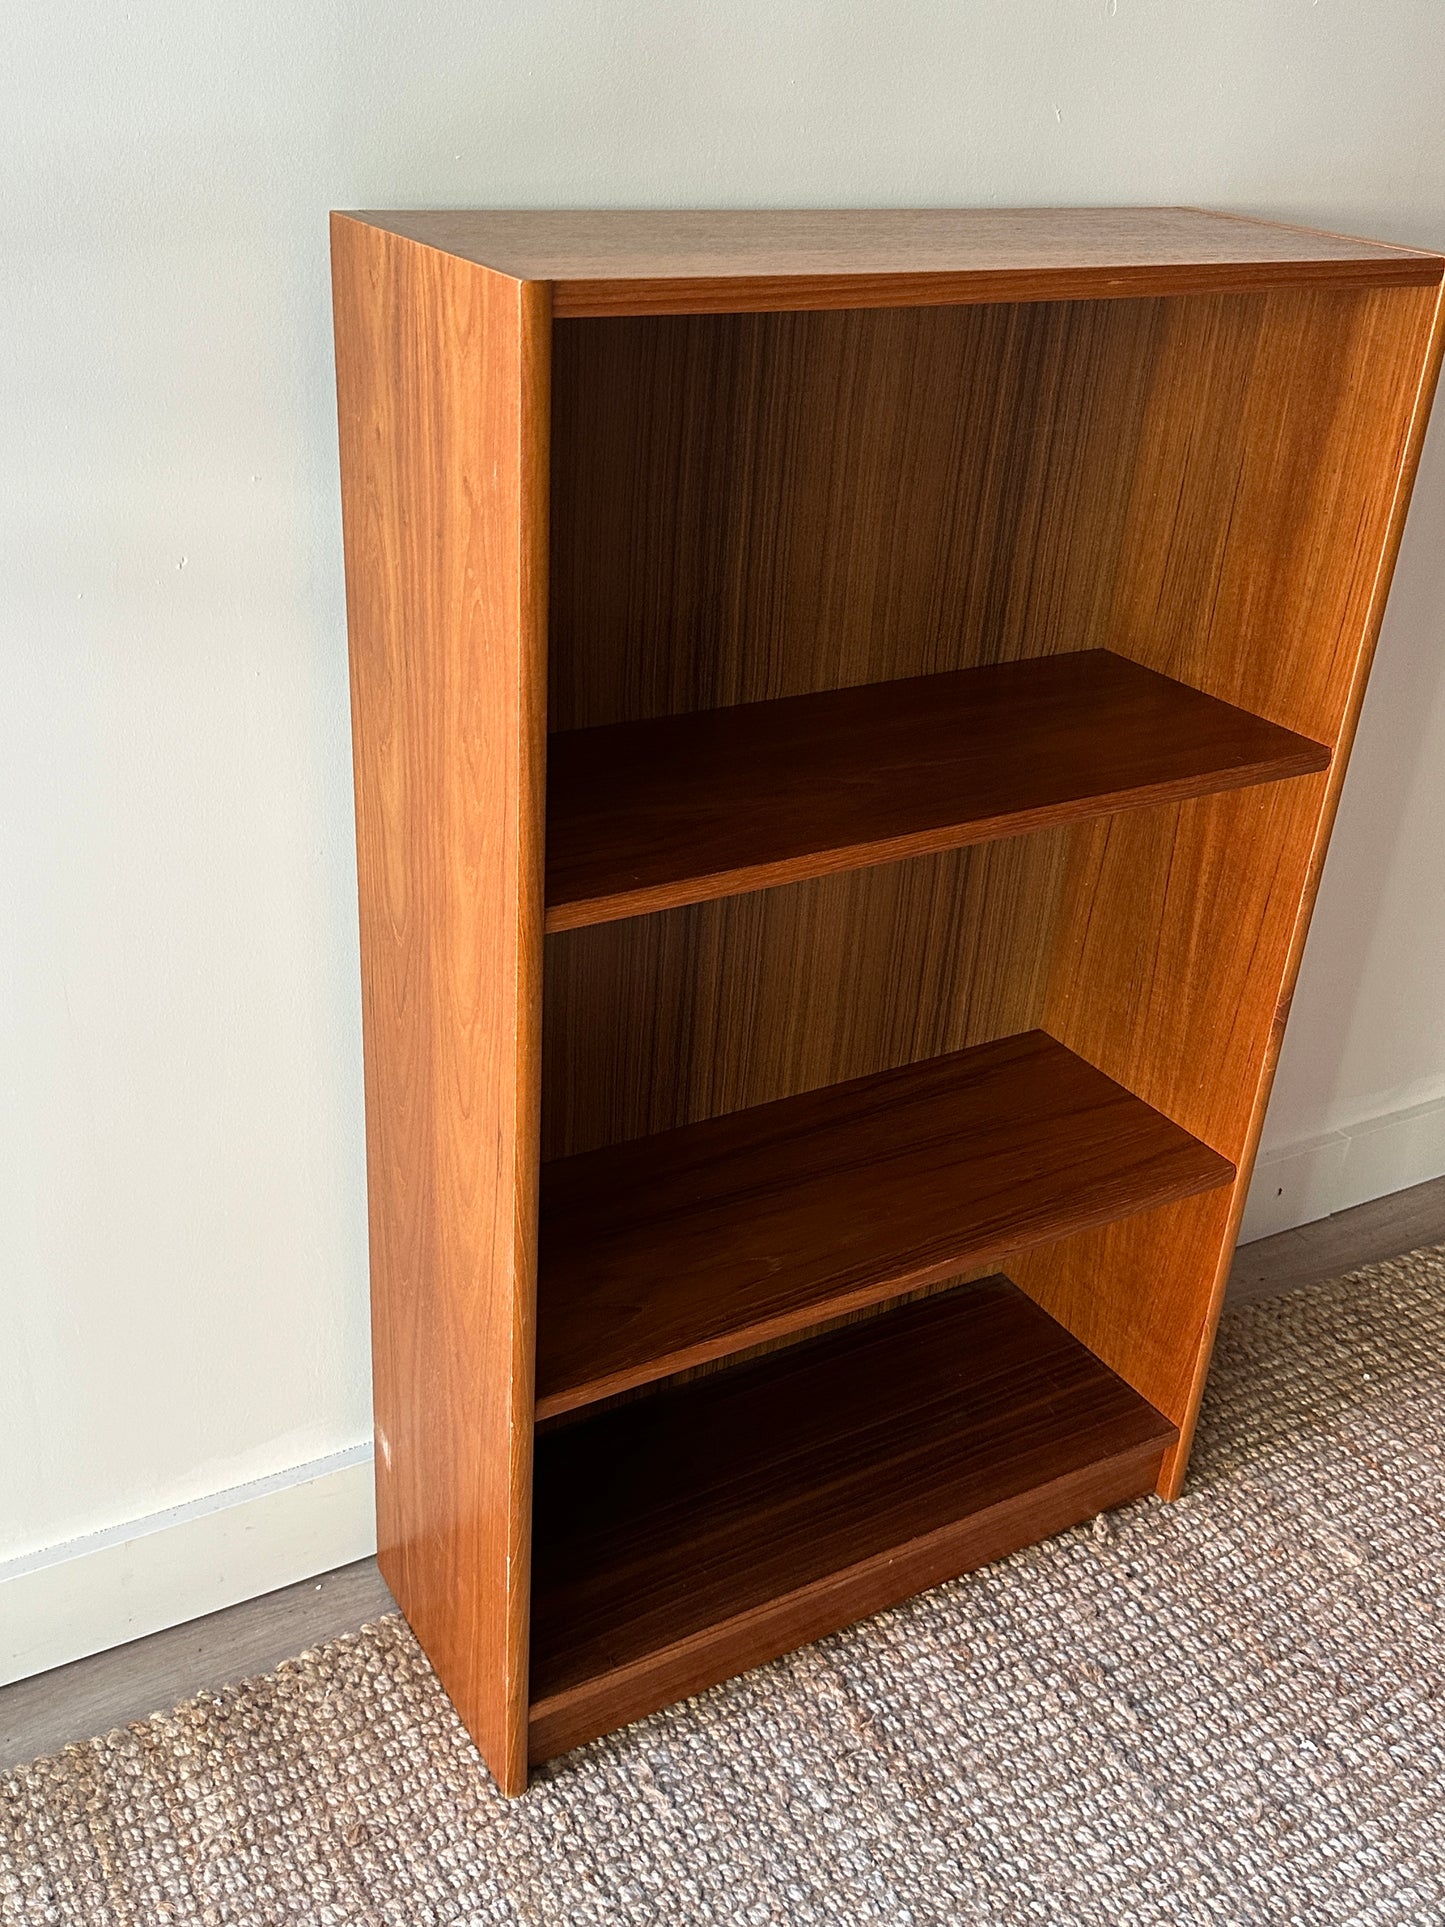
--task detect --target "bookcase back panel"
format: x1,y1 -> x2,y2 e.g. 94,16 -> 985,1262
547,299 -> 1162,730
541,829 -> 1070,1160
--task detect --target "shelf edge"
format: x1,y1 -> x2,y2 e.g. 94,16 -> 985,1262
551,258 -> 1443,319
544,748 -> 1330,934
534,1116 -> 1232,1420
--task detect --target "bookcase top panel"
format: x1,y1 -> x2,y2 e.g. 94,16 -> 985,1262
336,206 -> 1442,315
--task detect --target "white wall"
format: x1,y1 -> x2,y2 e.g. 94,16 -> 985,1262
4,1 -> 1445,1665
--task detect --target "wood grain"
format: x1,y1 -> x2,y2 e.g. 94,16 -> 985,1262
331,216 -> 548,1795
331,209 -> 1445,1788
548,298 -> 1163,730
545,651 -> 1329,930
529,1276 -> 1176,1763
541,831 -> 1071,1161
539,295 -> 1158,1170
1009,279 -> 1445,1495
346,208 -> 1442,317
536,1031 -> 1232,1419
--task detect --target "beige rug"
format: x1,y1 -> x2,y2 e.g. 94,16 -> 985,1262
4,1250 -> 1445,1927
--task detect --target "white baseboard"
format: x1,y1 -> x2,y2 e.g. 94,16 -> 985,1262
1238,1131 -> 1350,1242
0,1445 -> 376,1687
1241,1092 -> 1445,1244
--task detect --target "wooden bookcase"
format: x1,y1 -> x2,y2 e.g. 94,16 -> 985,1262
331,208 -> 1444,1794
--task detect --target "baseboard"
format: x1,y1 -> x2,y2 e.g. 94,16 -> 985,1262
0,1446 -> 376,1687
1241,1093 -> 1445,1243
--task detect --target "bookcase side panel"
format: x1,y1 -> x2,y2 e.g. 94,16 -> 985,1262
1012,278 -> 1445,1496
332,217 -> 549,1794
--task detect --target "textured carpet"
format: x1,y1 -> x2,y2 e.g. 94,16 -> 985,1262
4,1250 -> 1445,1927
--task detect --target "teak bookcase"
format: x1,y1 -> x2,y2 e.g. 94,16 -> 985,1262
331,208 -> 1445,1795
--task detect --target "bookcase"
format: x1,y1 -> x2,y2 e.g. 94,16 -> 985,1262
331,208 -> 1444,1795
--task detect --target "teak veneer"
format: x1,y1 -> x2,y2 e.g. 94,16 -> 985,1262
332,207 -> 1445,1793
351,206 -> 1442,314
545,650 -> 1329,930
530,1276 -> 1178,1764
536,1031 -> 1232,1419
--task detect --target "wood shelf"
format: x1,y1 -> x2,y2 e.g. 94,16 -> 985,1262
529,1275 -> 1177,1764
544,651 -> 1329,931
536,1030 -> 1234,1420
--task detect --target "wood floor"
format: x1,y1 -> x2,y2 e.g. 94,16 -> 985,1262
3,1171 -> 1442,1778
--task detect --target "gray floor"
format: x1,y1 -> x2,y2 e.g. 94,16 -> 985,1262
4,1171 -> 1443,1778
0,1558 -> 397,1774
1227,1171 -> 1445,1302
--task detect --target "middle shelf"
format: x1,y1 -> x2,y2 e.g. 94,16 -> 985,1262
536,1029 -> 1235,1420
544,647 -> 1330,931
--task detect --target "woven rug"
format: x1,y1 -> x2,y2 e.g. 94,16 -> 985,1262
4,1251 -> 1444,1927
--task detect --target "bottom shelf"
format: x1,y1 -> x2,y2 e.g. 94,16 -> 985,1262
529,1275 -> 1176,1765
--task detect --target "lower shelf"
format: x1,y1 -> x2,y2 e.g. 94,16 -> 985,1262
536,1030 -> 1233,1419
528,1274 -> 1176,1766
